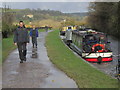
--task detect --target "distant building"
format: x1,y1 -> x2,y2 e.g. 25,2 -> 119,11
26,14 -> 33,18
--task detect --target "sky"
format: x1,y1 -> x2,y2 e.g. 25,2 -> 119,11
2,2 -> 90,13
2,0 -> 119,13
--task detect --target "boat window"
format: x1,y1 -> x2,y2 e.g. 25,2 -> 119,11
99,36 -> 106,43
83,35 -> 98,44
89,36 -> 94,40
85,35 -> 96,41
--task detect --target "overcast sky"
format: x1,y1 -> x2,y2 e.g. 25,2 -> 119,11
2,2 -> 90,13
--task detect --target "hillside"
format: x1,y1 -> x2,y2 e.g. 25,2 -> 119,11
2,8 -> 88,29
69,12 -> 88,17
11,9 -> 81,22
8,8 -> 86,28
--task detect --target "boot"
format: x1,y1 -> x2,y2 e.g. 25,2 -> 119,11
23,50 -> 27,61
19,50 -> 24,61
20,60 -> 23,63
33,43 -> 34,48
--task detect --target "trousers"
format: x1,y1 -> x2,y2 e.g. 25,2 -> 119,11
32,37 -> 37,47
17,42 -> 27,61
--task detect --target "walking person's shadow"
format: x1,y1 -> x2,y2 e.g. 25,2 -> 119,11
31,47 -> 38,58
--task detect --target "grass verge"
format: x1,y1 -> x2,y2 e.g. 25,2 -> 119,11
2,35 -> 17,63
45,30 -> 118,88
38,29 -> 46,32
38,29 -> 51,32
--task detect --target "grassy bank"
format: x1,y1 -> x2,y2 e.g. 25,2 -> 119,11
2,35 -> 17,63
46,30 -> 118,88
38,29 -> 51,32
38,29 -> 46,32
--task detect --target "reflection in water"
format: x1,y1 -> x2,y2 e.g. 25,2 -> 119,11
31,48 -> 38,58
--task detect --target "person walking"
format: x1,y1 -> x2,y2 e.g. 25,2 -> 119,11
45,26 -> 48,32
30,25 -> 39,48
14,21 -> 29,63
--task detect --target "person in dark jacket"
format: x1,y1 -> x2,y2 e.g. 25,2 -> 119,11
30,25 -> 39,48
14,21 -> 29,63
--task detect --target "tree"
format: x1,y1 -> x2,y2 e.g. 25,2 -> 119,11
2,6 -> 15,38
88,2 -> 118,37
